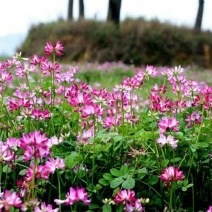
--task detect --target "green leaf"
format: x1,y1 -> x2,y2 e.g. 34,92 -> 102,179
102,204 -> 112,212
137,167 -> 147,174
186,183 -> 193,188
183,179 -> 188,186
117,203 -> 124,212
170,157 -> 182,163
147,175 -> 159,186
19,169 -> 26,176
65,152 -> 79,168
113,135 -> 123,142
110,168 -> 121,177
122,178 -> 135,189
103,173 -> 114,181
3,164 -> 12,173
89,204 -> 101,209
99,179 -> 110,186
120,165 -> 128,175
182,187 -> 187,191
197,142 -> 209,148
110,177 -> 124,188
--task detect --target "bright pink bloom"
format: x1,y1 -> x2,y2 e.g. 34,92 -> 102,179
160,166 -> 184,187
68,93 -> 93,108
25,164 -> 52,181
156,134 -> 179,149
185,111 -> 202,128
34,202 -> 59,212
45,41 -> 63,56
19,131 -> 50,161
0,141 -> 15,162
158,116 -> 179,134
19,130 -> 48,149
114,189 -> 136,204
103,116 -> 120,129
40,61 -> 59,75
77,127 -> 94,144
125,199 -> 144,212
30,55 -> 47,65
0,190 -> 22,211
207,206 -> 212,212
30,109 -> 51,121
0,69 -> 12,84
54,187 -> 90,206
145,65 -> 157,77
16,62 -> 36,78
47,136 -> 63,147
45,158 -> 66,173
81,104 -> 104,118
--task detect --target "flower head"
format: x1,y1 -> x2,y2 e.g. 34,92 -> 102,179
54,187 -> 90,206
156,134 -> 179,149
207,206 -> 212,212
158,116 -> 179,134
160,166 -> 184,187
0,190 -> 22,211
45,41 -> 63,56
34,202 -> 59,212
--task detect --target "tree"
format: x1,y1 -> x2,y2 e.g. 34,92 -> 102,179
107,0 -> 122,25
194,0 -> 204,33
79,0 -> 84,20
68,0 -> 74,20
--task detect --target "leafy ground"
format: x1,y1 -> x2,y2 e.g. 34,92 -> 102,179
0,43 -> 211,212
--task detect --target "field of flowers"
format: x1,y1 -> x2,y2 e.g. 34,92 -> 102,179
0,41 -> 211,212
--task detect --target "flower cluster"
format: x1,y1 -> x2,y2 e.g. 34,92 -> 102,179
54,187 -> 90,206
114,189 -> 144,212
160,166 -> 184,188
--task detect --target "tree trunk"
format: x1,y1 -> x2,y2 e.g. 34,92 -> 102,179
79,0 -> 84,20
107,0 -> 122,25
194,0 -> 204,33
68,0 -> 74,21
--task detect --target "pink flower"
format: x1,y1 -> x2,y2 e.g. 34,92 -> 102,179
207,206 -> 212,212
0,141 -> 15,162
19,131 -> 50,161
103,116 -> 120,129
0,190 -> 22,211
40,61 -> 59,75
185,111 -> 202,128
19,131 -> 48,149
68,93 -> 93,108
45,158 -> 66,173
158,116 -> 179,134
0,69 -> 12,84
45,41 -> 63,56
156,134 -> 179,149
81,104 -> 104,118
77,127 -> 94,144
114,189 -> 136,204
34,202 -> 59,212
16,62 -> 36,78
54,187 -> 90,206
125,199 -> 144,212
30,55 -> 47,65
160,166 -> 184,187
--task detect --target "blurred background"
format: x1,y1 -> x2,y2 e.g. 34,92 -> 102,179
0,0 -> 211,67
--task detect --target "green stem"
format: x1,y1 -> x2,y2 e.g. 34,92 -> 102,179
191,175 -> 195,212
169,186 -> 173,212
187,106 -> 204,178
57,170 -> 62,212
91,115 -> 96,185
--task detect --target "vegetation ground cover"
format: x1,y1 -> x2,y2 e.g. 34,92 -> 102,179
0,42 -> 211,212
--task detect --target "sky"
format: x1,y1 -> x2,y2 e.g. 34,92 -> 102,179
0,0 -> 212,55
